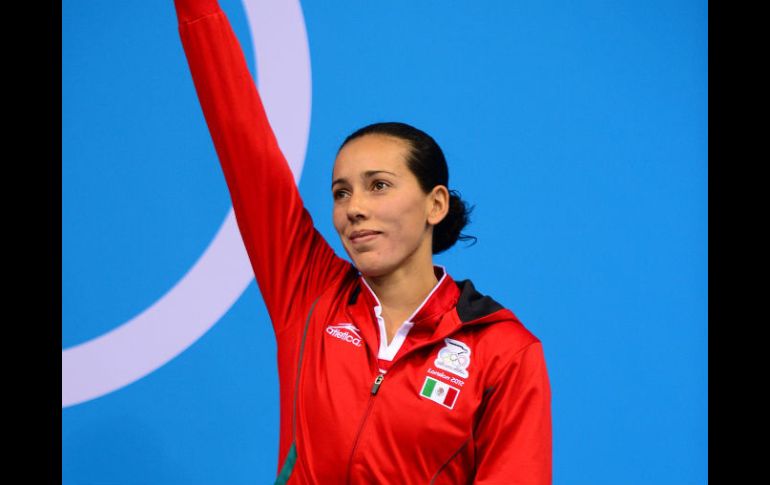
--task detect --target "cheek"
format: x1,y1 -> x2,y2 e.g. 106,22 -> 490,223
384,198 -> 427,239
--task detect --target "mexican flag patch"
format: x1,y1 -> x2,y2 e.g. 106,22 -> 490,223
420,376 -> 460,409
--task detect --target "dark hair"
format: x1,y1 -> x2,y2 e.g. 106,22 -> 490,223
338,121 -> 477,254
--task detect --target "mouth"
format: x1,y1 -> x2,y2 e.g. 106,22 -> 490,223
349,230 -> 382,244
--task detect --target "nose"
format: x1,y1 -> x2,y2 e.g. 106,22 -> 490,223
346,190 -> 369,222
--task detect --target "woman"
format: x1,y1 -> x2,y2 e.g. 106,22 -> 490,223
173,1 -> 552,483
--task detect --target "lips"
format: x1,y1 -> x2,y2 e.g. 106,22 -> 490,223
349,230 -> 381,242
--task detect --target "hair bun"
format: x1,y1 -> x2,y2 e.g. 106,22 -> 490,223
433,190 -> 476,254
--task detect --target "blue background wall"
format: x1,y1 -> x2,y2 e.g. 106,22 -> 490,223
62,0 -> 708,483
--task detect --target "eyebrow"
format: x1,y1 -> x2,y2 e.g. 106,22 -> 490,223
331,170 -> 397,189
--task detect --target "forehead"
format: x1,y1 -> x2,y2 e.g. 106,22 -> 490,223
333,134 -> 411,178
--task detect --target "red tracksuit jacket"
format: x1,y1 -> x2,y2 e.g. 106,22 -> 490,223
174,1 -> 552,483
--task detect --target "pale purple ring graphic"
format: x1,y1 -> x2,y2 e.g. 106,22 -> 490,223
62,0 -> 312,408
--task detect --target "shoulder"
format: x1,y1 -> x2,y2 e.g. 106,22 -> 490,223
452,278 -> 542,382
453,278 -> 540,350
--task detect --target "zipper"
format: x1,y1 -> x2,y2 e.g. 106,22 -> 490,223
371,373 -> 385,394
345,372 -> 386,484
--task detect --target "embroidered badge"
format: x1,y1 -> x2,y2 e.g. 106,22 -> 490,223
420,376 -> 460,409
434,338 -> 471,378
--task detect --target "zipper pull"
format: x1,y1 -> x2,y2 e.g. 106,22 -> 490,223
370,373 -> 385,395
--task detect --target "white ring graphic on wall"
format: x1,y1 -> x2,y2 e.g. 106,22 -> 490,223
62,0 -> 312,408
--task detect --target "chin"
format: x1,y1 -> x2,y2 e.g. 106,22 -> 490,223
349,255 -> 396,278
352,261 -> 387,278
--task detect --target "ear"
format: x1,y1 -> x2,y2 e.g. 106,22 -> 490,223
426,185 -> 450,226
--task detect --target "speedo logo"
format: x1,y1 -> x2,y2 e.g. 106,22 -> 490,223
325,323 -> 363,347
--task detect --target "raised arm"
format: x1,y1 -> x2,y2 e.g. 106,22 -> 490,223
173,0 -> 351,330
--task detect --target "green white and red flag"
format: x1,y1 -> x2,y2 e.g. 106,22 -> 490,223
420,376 -> 460,409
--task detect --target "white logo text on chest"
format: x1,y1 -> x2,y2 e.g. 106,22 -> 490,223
325,323 -> 363,347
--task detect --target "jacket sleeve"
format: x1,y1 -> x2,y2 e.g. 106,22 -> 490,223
473,341 -> 553,485
172,0 -> 351,331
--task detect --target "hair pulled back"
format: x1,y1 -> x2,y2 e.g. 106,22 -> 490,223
338,122 -> 477,254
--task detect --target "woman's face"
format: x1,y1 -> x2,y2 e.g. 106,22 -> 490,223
332,134 -> 444,278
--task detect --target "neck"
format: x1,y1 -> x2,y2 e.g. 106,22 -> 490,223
363,257 -> 440,315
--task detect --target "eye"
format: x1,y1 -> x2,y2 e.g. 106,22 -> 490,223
372,180 -> 390,191
333,189 -> 349,200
